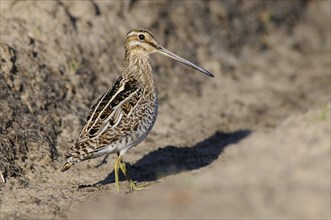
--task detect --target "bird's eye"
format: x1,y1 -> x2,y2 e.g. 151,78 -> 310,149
138,34 -> 145,40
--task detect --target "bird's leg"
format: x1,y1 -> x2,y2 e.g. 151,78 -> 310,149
115,153 -> 151,191
114,155 -> 122,192
118,159 -> 145,191
115,154 -> 146,191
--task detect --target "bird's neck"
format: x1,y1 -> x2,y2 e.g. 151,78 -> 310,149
123,52 -> 155,90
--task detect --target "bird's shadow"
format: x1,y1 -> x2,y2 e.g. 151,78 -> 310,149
92,130 -> 251,186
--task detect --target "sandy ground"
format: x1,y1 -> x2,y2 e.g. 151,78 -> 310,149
0,1 -> 330,219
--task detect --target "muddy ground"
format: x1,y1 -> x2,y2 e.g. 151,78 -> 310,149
0,1 -> 330,219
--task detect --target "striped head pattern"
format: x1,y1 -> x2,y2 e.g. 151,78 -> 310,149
125,29 -> 160,54
124,28 -> 214,77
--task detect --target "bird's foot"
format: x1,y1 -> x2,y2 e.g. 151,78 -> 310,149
129,180 -> 154,191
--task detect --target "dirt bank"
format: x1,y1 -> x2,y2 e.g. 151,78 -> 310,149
0,1 -> 330,219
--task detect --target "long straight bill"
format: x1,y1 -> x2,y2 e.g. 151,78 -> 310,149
158,47 -> 214,77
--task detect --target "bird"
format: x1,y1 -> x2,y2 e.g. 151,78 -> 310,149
61,28 -> 214,192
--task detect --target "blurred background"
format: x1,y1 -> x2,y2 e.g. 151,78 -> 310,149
0,0 -> 330,219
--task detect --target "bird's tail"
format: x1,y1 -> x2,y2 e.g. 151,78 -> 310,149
60,157 -> 76,172
61,140 -> 97,172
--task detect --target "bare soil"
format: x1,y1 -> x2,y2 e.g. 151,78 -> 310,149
0,1 -> 330,219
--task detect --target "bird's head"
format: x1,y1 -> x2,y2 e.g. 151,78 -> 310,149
125,29 -> 159,54
124,28 -> 214,77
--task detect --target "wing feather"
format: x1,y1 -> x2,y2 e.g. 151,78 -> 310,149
77,76 -> 142,140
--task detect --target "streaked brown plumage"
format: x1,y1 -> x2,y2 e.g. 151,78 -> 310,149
61,28 -> 213,192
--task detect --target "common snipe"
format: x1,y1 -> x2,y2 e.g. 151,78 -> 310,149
61,29 -> 214,192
